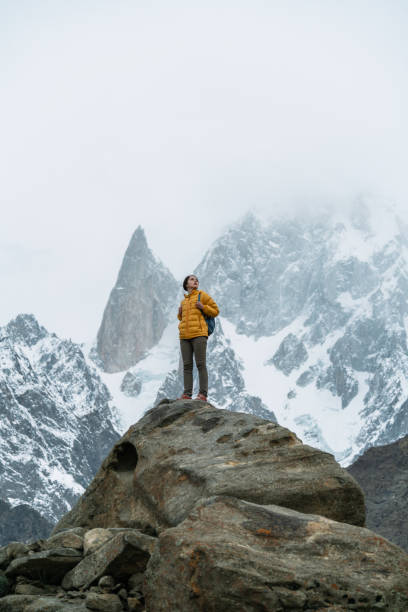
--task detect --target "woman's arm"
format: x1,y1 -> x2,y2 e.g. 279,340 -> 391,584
201,292 -> 220,317
177,302 -> 183,321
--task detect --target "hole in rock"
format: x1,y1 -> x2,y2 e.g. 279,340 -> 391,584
111,442 -> 138,472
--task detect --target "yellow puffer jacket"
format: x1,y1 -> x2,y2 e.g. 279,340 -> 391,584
177,289 -> 220,339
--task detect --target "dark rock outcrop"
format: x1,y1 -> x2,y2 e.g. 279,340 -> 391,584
347,434 -> 408,552
52,399 -> 365,535
0,502 -> 53,547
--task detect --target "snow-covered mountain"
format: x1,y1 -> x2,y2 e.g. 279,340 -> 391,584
97,200 -> 408,466
193,202 -> 408,464
0,313 -> 120,537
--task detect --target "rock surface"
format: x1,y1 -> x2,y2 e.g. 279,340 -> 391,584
145,495 -> 408,611
83,528 -> 112,556
347,434 -> 408,552
62,531 -> 155,590
52,400 -> 365,535
5,549 -> 82,584
85,592 -> 122,611
0,595 -> 38,611
1,400 -> 408,611
43,530 -> 84,552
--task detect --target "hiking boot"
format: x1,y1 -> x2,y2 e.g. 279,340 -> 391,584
194,393 -> 208,401
178,393 -> 192,400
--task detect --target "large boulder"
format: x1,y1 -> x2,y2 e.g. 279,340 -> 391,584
144,495 -> 408,611
53,399 -> 365,535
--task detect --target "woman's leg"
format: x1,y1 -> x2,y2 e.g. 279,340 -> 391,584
192,336 -> 208,396
180,339 -> 194,397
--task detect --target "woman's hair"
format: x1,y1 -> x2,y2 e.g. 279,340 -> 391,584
183,275 -> 198,291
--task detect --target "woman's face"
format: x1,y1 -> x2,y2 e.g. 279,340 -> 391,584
187,275 -> 199,291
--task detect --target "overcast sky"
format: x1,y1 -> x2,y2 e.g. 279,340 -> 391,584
1,0 -> 407,343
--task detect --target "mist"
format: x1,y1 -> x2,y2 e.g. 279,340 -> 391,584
0,0 -> 407,342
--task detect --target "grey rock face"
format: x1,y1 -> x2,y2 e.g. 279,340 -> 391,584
120,372 -> 142,397
0,314 -> 120,538
85,592 -> 122,612
96,226 -> 179,372
0,595 -> 87,611
194,211 -> 323,338
52,400 -> 365,535
5,548 -> 82,583
0,595 -> 39,611
62,531 -> 155,590
144,495 -> 408,612
266,332 -> 308,375
155,318 -> 276,421
43,531 -> 83,552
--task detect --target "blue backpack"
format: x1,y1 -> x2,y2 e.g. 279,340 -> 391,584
198,292 -> 215,336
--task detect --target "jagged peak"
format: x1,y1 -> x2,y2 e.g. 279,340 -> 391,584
236,210 -> 263,231
4,313 -> 48,347
126,225 -> 149,256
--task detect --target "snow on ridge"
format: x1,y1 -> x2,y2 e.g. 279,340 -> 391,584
47,467 -> 85,495
221,313 -> 371,466
87,318 -> 181,432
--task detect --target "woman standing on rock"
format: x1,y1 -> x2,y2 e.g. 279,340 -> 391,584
177,274 -> 219,401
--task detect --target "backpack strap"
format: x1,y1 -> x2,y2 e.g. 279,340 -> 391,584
198,292 -> 205,316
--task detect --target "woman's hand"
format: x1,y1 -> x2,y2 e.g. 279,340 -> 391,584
195,302 -> 204,310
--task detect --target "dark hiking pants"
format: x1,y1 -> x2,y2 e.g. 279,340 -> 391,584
180,336 -> 208,396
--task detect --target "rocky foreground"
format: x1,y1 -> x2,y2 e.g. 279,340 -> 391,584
1,398 -> 408,611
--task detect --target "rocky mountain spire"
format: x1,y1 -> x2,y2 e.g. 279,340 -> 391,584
96,226 -> 179,373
